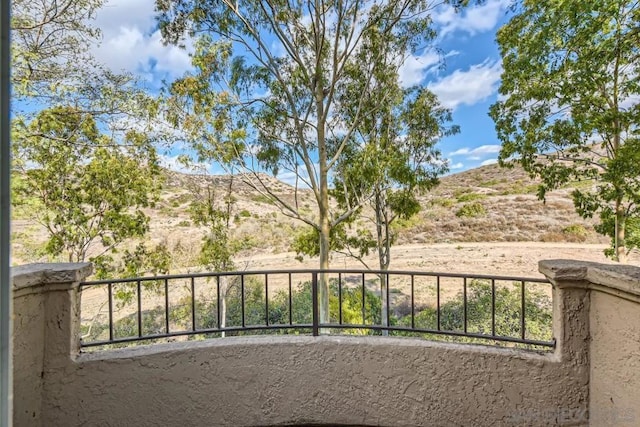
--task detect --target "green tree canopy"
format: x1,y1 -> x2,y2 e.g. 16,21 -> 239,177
157,0 -> 468,322
490,0 -> 640,262
11,0 -> 175,276
12,106 -> 162,263
12,0 -> 167,146
330,87 -> 456,269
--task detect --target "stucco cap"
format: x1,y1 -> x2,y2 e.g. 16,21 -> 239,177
11,262 -> 93,291
540,259 -> 640,299
539,260 -> 589,282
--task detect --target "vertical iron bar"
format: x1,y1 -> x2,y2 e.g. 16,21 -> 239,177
265,273 -> 269,326
338,272 -> 343,325
361,272 -> 366,325
241,274 -> 246,328
491,279 -> 496,337
463,277 -> 468,333
436,276 -> 441,331
164,279 -> 169,334
190,277 -> 196,331
137,280 -> 142,338
385,273 -> 390,329
108,283 -> 114,341
288,273 -> 293,325
312,272 -> 319,336
411,275 -> 415,329
521,281 -> 526,340
216,276 -> 221,329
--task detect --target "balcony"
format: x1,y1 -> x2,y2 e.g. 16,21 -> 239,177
11,260 -> 640,426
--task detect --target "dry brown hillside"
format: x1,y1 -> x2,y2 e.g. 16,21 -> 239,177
11,162 -> 608,270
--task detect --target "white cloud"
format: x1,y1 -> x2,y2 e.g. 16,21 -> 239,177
428,59 -> 502,110
450,162 -> 464,170
92,0 -> 193,81
480,158 -> 498,166
398,50 -> 442,88
94,0 -> 156,32
434,0 -> 510,37
398,50 -> 460,88
449,144 -> 502,157
448,147 -> 469,156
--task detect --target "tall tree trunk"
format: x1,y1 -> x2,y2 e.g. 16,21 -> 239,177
615,199 -> 626,263
318,213 -> 330,326
375,190 -> 390,335
318,133 -> 330,326
316,72 -> 330,327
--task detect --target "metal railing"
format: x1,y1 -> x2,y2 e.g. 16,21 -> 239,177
79,269 -> 555,350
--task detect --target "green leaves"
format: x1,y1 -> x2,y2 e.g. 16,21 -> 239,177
11,0 -> 105,97
331,85 -> 455,269
188,182 -> 237,272
491,0 -> 640,261
12,106 -> 162,263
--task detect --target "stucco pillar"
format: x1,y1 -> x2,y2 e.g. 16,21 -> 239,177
12,263 -> 92,427
540,259 -> 640,427
539,260 -> 591,424
539,261 -> 591,366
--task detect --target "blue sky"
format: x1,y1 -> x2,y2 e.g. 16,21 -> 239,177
92,0 -> 512,175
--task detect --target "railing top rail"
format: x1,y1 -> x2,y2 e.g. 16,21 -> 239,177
79,268 -> 550,286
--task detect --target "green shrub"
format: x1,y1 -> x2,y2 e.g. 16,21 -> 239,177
562,224 -> 588,241
499,180 -> 539,195
395,279 -> 552,346
455,202 -> 487,218
391,214 -> 422,231
430,197 -> 454,208
480,178 -> 506,187
456,192 -> 487,203
250,194 -> 272,204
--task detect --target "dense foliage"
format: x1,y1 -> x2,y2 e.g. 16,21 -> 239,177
11,0 -> 168,272
490,0 -> 640,261
12,107 -> 162,264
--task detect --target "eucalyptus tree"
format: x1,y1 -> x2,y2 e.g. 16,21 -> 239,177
332,88 -> 455,272
490,0 -> 640,262
336,88 -> 454,326
294,85 -> 455,329
11,0 -> 105,96
157,0 -> 467,323
188,176 -> 237,335
12,0 -> 163,134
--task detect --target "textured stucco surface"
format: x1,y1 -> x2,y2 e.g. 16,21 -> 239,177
12,263 -> 89,427
12,291 -> 45,427
588,292 -> 640,426
41,336 -> 588,427
12,263 -> 91,293
541,259 -> 640,427
15,260 -> 640,427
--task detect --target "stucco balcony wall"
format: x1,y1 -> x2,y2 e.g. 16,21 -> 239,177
11,260 -> 640,426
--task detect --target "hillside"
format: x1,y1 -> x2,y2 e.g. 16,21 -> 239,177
11,162 -> 608,270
